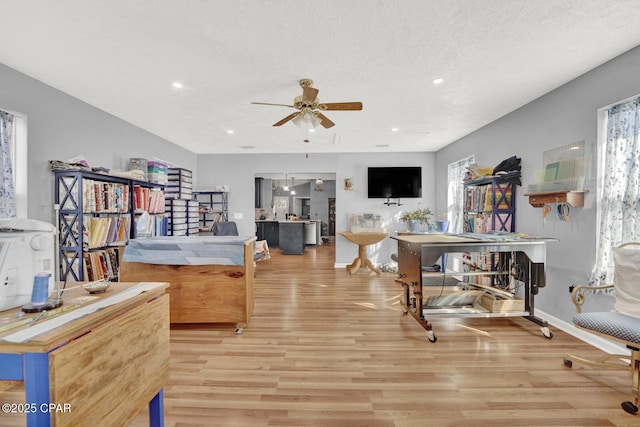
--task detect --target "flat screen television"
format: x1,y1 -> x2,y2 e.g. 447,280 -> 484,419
367,166 -> 422,199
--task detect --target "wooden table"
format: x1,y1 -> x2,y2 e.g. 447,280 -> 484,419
339,232 -> 388,275
120,236 -> 255,333
0,282 -> 170,426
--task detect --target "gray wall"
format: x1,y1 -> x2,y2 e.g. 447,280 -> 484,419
309,180 -> 336,228
8,39 -> 639,327
435,45 -> 640,323
0,57 -> 434,269
0,63 -> 197,224
197,152 -> 435,265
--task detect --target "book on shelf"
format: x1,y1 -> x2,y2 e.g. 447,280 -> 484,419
464,183 -> 512,212
78,180 -> 129,213
484,184 -> 512,211
133,213 -> 168,238
86,216 -> 131,248
134,186 -> 165,214
64,248 -> 119,282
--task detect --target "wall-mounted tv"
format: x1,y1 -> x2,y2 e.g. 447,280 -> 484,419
367,166 -> 422,199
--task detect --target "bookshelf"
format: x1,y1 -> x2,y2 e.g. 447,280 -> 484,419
462,176 -> 516,286
54,170 -> 165,282
193,191 -> 228,231
463,176 -> 515,233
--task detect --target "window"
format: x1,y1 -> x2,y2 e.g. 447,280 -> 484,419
590,95 -> 640,287
447,155 -> 475,234
13,113 -> 27,218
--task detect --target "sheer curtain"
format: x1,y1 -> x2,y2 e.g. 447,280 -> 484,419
589,96 -> 640,289
0,111 -> 16,218
447,155 -> 475,233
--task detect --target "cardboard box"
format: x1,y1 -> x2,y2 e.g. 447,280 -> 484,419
480,292 -> 524,313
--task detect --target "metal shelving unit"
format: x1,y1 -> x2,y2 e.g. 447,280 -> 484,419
54,170 -> 164,282
193,191 -> 228,231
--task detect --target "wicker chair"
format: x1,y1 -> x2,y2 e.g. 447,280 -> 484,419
564,242 -> 640,415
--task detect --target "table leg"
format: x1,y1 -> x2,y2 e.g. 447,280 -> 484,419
24,352 -> 50,427
346,258 -> 361,274
364,258 -> 381,275
149,389 -> 165,427
359,244 -> 381,275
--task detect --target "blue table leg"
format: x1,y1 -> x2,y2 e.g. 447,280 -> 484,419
24,352 -> 50,427
149,389 -> 164,427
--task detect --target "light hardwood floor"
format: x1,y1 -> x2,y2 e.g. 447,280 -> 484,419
1,242 -> 637,426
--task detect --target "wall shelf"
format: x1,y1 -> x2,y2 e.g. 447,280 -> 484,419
524,190 -> 585,208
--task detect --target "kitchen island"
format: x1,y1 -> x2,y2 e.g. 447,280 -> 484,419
279,220 -> 306,254
257,219 -> 322,254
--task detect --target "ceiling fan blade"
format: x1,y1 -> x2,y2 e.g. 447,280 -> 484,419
302,87 -> 319,103
273,112 -> 299,126
320,102 -> 363,111
315,112 -> 335,128
252,102 -> 296,108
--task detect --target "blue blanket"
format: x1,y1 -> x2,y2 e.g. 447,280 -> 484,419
123,236 -> 255,266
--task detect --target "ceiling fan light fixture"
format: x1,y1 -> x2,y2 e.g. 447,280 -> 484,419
291,114 -> 303,127
252,79 -> 362,129
292,110 -> 321,129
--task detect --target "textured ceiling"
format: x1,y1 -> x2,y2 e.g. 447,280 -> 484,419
1,1 -> 640,155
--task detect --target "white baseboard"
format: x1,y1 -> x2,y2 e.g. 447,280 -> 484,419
528,309 -> 630,355
334,263 -> 348,269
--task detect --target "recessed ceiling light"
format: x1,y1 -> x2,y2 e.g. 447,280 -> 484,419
432,78 -> 444,85
227,130 -> 234,134
172,82 -> 183,88
391,128 -> 398,132
376,144 -> 390,148
240,145 -> 254,149
308,128 -> 316,132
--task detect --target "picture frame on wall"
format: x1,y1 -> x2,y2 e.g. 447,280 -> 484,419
344,178 -> 353,190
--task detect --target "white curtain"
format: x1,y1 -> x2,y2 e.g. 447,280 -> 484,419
589,96 -> 640,290
447,155 -> 475,233
0,111 -> 16,218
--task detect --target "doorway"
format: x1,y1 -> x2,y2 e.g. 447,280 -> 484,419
295,197 -> 311,219
254,173 -> 336,236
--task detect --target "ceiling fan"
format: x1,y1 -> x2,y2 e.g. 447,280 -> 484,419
251,79 -> 363,129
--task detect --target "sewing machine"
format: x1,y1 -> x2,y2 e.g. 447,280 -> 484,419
0,218 -> 56,312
